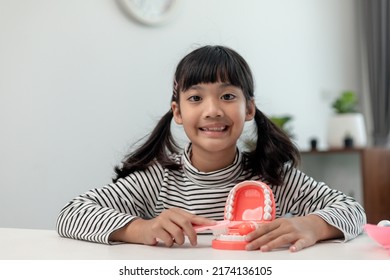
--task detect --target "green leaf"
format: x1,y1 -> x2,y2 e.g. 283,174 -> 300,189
332,91 -> 358,113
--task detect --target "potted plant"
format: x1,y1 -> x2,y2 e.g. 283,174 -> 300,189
242,114 -> 294,151
326,91 -> 367,148
331,91 -> 358,114
269,115 -> 294,138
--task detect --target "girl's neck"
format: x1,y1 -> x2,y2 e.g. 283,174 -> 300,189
189,146 -> 237,172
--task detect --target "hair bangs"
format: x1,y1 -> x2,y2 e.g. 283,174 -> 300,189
175,46 -> 253,98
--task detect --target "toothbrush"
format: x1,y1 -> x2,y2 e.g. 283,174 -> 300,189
194,220 -> 231,233
194,220 -> 255,236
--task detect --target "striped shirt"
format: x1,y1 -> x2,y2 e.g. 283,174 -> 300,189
56,144 -> 366,244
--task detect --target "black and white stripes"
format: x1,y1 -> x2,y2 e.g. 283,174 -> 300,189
56,146 -> 366,244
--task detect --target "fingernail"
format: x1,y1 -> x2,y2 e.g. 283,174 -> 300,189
260,245 -> 269,252
290,245 -> 297,252
244,234 -> 252,241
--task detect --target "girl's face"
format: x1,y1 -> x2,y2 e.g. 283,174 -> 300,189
172,82 -> 255,168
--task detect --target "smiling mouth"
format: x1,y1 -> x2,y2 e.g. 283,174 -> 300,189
200,126 -> 228,132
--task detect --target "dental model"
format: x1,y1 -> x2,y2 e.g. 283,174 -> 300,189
209,180 -> 276,250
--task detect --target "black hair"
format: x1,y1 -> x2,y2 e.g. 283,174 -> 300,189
113,45 -> 300,185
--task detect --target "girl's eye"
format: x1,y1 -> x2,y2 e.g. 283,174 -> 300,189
188,95 -> 202,102
221,93 -> 236,101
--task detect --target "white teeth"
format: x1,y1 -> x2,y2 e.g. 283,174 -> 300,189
226,205 -> 233,215
216,234 -> 246,241
263,212 -> 272,221
202,127 -> 225,131
264,205 -> 272,213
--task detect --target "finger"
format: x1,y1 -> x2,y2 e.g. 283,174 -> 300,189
191,217 -> 217,227
163,222 -> 187,245
148,210 -> 191,247
151,220 -> 184,247
261,233 -> 295,252
186,217 -> 218,246
169,208 -> 216,246
245,232 -> 273,251
176,219 -> 198,246
246,232 -> 291,251
169,228 -> 186,245
245,222 -> 279,242
154,228 -> 177,247
145,237 -> 158,246
289,239 -> 307,252
163,212 -> 196,246
169,208 -> 216,226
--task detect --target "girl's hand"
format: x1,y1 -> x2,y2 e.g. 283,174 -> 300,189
244,215 -> 343,252
110,208 -> 216,247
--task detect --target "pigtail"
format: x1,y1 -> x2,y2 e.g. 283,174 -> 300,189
244,108 -> 300,186
113,109 -> 181,182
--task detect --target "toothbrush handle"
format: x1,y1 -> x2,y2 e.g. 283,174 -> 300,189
194,220 -> 230,232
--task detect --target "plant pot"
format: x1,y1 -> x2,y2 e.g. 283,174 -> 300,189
326,113 -> 367,148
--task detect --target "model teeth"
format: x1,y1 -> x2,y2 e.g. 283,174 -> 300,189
216,234 -> 246,242
263,212 -> 272,220
226,205 -> 233,215
212,181 -> 276,250
224,181 -> 274,222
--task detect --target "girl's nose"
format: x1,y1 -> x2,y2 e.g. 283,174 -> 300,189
204,99 -> 223,118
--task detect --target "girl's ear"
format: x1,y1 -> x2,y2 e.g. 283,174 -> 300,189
171,102 -> 183,124
245,99 -> 256,121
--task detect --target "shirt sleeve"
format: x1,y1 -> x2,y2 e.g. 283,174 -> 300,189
56,164 -> 164,244
274,166 -> 367,241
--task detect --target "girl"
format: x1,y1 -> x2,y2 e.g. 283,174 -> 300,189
56,45 -> 366,252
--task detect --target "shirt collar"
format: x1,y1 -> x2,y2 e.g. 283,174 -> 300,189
182,143 -> 244,187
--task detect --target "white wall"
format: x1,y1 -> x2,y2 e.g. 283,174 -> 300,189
0,0 -> 362,229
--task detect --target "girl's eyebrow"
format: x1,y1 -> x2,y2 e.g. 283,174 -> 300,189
188,84 -> 204,91
219,82 -> 236,89
188,82 -> 235,91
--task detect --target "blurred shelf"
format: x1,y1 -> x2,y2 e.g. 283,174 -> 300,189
299,147 -> 390,224
300,148 -> 364,154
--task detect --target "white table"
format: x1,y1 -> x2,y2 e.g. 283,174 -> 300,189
0,227 -> 389,260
